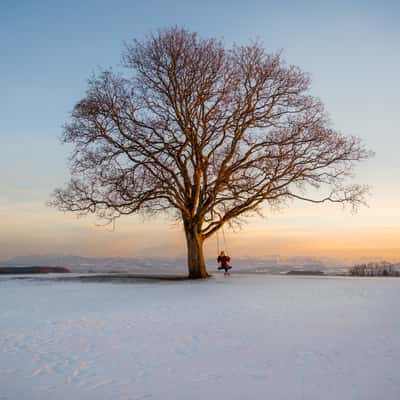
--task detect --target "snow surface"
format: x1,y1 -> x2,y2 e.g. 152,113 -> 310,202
1,274 -> 400,399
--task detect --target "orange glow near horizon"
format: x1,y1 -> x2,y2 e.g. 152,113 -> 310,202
1,200 -> 399,263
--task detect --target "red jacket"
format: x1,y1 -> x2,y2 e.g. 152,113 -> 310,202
217,255 -> 231,268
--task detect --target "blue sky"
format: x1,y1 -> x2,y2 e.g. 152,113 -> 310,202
0,0 -> 399,260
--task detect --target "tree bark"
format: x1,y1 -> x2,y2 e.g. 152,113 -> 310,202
184,220 -> 209,279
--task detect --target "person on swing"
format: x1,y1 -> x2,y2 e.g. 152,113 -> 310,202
217,250 -> 232,273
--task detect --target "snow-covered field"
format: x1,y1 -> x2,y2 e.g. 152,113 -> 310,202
1,274 -> 400,400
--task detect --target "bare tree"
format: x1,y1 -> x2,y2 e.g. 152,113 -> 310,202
50,27 -> 372,279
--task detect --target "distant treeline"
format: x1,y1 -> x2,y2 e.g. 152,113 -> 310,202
349,262 -> 400,277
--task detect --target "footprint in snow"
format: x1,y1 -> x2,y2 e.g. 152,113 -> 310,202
32,364 -> 51,377
89,379 -> 114,390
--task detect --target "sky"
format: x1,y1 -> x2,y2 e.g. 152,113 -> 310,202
0,0 -> 399,262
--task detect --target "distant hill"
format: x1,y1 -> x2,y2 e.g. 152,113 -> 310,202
0,255 -> 351,275
0,255 -> 188,274
0,266 -> 71,274
286,270 -> 324,276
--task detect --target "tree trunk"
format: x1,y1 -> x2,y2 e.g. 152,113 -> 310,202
184,221 -> 209,279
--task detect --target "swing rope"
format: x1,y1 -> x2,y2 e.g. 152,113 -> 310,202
222,224 -> 229,255
212,208 -> 223,255
210,152 -> 229,256
216,227 -> 220,255
215,220 -> 229,255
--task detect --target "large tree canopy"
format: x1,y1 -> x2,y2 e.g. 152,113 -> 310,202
51,27 -> 371,278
